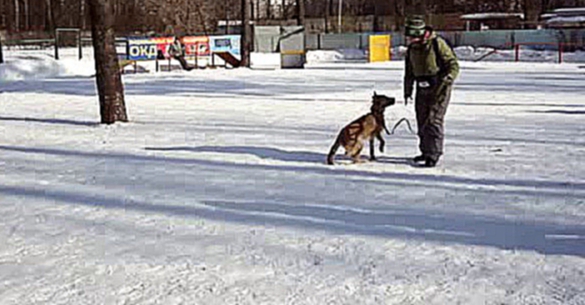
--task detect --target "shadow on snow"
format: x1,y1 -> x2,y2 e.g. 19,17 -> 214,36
1,144 -> 584,257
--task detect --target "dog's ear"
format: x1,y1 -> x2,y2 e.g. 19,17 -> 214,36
373,91 -> 377,97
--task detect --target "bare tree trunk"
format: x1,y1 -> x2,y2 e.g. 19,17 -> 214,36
186,2 -> 191,33
225,0 -> 230,34
45,0 -> 54,32
241,0 -> 251,67
297,0 -> 305,26
325,0 -> 331,33
88,0 -> 128,124
24,0 -> 29,30
372,0 -> 379,32
0,1 -> 3,32
80,0 -> 86,30
59,0 -> 65,27
14,0 -> 19,31
195,3 -> 209,35
281,0 -> 284,19
266,0 -> 271,19
240,0 -> 252,68
394,0 -> 404,31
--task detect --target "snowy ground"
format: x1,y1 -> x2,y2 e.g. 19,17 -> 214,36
1,49 -> 585,304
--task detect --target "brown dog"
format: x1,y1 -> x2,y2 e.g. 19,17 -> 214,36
327,92 -> 395,165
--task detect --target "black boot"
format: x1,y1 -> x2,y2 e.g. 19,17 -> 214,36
423,158 -> 437,168
413,155 -> 426,163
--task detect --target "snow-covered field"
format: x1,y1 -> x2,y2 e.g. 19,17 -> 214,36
1,48 -> 585,304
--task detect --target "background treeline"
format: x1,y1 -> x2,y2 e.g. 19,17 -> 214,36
1,0 -> 584,36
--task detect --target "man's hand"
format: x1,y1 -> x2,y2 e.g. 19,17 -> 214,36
443,75 -> 454,85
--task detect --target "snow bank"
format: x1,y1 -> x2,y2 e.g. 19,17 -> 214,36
0,53 -> 95,81
306,49 -> 367,63
0,54 -> 64,81
251,52 -> 281,69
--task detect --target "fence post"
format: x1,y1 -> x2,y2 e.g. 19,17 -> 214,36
515,44 -> 520,62
558,42 -> 563,64
0,37 -> 4,64
78,30 -> 82,60
195,43 -> 199,68
55,30 -> 59,60
126,40 -> 130,60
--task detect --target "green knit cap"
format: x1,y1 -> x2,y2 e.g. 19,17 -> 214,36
405,16 -> 426,37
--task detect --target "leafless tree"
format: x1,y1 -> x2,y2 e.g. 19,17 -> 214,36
88,0 -> 128,124
14,0 -> 19,31
2,0 -> 585,35
241,0 -> 251,67
297,0 -> 305,26
324,0 -> 332,32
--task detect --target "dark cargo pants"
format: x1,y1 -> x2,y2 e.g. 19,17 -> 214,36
174,55 -> 194,71
415,81 -> 452,162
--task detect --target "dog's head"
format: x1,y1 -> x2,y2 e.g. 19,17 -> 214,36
371,91 -> 396,113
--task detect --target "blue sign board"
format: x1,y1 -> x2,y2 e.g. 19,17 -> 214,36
210,35 -> 241,58
127,38 -> 160,60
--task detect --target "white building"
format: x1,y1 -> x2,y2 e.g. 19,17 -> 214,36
541,7 -> 585,28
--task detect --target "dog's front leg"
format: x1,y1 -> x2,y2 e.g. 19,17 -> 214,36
377,133 -> 385,153
369,138 -> 377,161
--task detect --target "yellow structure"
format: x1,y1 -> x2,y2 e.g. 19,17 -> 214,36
369,35 -> 391,63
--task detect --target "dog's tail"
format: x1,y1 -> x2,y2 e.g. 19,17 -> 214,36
327,133 -> 343,165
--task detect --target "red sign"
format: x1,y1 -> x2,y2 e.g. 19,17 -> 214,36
128,36 -> 211,60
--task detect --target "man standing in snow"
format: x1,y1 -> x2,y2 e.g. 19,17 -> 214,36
168,36 -> 194,71
404,16 -> 459,168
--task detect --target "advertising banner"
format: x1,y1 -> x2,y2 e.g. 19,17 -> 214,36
210,35 -> 241,58
128,36 -> 210,60
127,37 -> 164,60
182,36 -> 210,57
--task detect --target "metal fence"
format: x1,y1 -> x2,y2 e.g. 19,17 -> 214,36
304,29 -> 585,51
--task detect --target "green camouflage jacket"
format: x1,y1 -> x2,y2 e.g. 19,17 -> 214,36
404,32 -> 459,98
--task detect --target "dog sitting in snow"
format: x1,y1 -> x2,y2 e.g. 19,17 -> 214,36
327,92 -> 395,165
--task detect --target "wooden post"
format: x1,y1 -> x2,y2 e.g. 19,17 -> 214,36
54,29 -> 59,60
515,44 -> 520,62
78,30 -> 82,60
0,37 -> 4,64
195,43 -> 199,69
